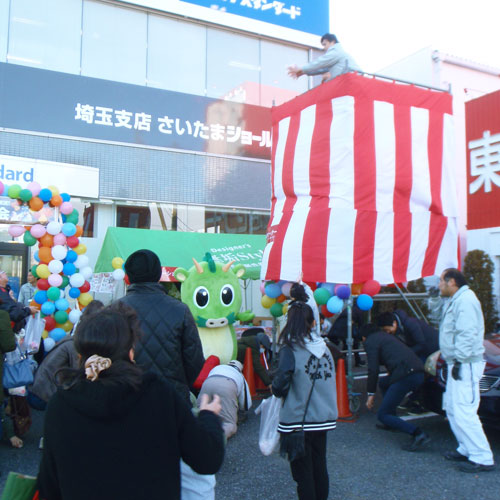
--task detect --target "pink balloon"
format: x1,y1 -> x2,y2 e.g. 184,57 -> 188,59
53,233 -> 67,246
48,273 -> 63,287
260,281 -> 266,295
60,202 -> 73,215
30,224 -> 46,239
0,181 -> 4,194
8,225 -> 26,238
281,282 -> 293,297
27,181 -> 41,196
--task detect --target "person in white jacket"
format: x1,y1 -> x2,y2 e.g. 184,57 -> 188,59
438,268 -> 495,473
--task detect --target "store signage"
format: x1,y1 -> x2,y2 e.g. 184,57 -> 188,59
0,63 -> 271,160
465,89 -> 500,230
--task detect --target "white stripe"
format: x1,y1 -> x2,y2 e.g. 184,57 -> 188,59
441,113 -> 459,217
406,211 -> 431,281
435,217 -> 459,275
410,107 -> 432,212
259,240 -> 273,280
372,211 -> 394,284
325,207 -> 355,283
270,117 -> 290,226
374,100 -> 396,213
280,207 -> 310,281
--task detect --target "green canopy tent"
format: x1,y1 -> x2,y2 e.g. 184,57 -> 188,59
94,227 -> 266,280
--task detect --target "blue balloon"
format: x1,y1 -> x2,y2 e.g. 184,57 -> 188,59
62,262 -> 76,276
320,282 -> 336,295
55,298 -> 69,311
336,285 -> 351,300
62,222 -> 77,237
265,283 -> 282,299
66,250 -> 78,263
34,251 -> 40,262
34,290 -> 47,304
357,294 -> 374,311
61,214 -> 67,222
326,296 -> 344,314
60,192 -> 71,202
49,328 -> 66,342
41,301 -> 56,315
39,188 -> 53,202
69,287 -> 81,299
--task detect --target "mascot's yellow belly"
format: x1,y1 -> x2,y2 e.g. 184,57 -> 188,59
198,326 -> 235,365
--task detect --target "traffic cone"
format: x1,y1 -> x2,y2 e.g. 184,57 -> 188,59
243,347 -> 257,398
336,358 -> 353,420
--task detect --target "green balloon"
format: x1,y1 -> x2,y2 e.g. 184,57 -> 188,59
31,265 -> 39,278
54,310 -> 68,324
23,231 -> 37,246
66,210 -> 79,224
270,302 -> 284,318
7,184 -> 22,199
59,276 -> 69,289
19,189 -> 33,202
47,287 -> 60,301
313,287 -> 331,306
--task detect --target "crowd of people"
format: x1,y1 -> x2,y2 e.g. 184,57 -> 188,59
0,252 -> 496,499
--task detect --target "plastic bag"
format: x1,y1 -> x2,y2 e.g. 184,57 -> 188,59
255,395 -> 281,456
22,314 -> 44,354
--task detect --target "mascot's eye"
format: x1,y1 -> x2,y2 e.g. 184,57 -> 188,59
220,285 -> 234,306
193,286 -> 209,308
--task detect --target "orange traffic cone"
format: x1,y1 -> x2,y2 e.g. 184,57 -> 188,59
336,358 -> 353,420
243,347 -> 257,398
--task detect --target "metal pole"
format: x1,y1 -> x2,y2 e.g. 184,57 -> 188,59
346,297 -> 354,393
394,283 -> 424,320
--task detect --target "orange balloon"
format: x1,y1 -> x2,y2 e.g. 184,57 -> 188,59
276,294 -> 286,303
40,233 -> 54,247
351,283 -> 363,295
49,194 -> 63,207
38,246 -> 53,263
29,196 -> 44,211
74,225 -> 83,238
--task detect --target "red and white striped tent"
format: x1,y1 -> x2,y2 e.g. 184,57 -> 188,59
260,73 -> 458,285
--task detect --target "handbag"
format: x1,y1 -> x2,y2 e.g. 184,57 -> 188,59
0,472 -> 37,500
280,358 -> 321,462
3,346 -> 35,389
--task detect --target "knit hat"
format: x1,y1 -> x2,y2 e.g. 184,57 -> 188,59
256,332 -> 271,351
228,360 -> 243,372
124,249 -> 162,284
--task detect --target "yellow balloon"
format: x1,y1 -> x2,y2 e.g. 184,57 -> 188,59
41,329 -> 48,339
78,292 -> 93,307
36,264 -> 50,279
112,257 -> 124,270
47,185 -> 60,196
62,320 -> 74,332
74,243 -> 87,255
261,295 -> 276,308
282,302 -> 289,314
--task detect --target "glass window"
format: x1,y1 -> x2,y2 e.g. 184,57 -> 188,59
207,28 -> 260,105
71,198 -> 96,237
260,40 -> 309,106
204,208 -> 269,234
116,205 -> 150,229
7,0 -> 82,73
0,0 -> 9,62
147,15 -> 206,96
81,0 -> 147,85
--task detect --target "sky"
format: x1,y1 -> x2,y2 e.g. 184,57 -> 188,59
330,0 -> 500,73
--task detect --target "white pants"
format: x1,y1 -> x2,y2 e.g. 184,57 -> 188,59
180,460 -> 216,500
443,361 -> 494,465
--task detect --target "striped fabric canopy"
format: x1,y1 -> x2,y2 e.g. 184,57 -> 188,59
260,73 -> 458,284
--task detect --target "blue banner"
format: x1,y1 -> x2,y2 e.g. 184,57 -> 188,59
180,0 -> 329,36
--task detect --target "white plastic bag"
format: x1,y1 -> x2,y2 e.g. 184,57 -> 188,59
255,395 -> 281,456
22,313 -> 45,353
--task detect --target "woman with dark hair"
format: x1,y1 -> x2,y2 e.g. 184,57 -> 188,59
37,302 -> 224,500
272,302 -> 337,500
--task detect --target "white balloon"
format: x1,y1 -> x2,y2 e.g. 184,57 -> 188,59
69,273 -> 85,288
80,266 -> 93,280
44,337 -> 56,352
75,255 -> 89,269
52,245 -> 67,261
46,221 -> 62,236
68,309 -> 82,324
48,259 -> 64,274
112,268 -> 125,281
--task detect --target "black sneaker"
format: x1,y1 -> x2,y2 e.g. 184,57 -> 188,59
406,402 -> 427,416
459,461 -> 495,473
402,431 -> 430,452
443,450 -> 468,462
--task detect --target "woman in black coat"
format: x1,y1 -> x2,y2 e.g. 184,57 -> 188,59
37,302 -> 225,500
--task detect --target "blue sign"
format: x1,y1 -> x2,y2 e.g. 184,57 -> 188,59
180,0 -> 329,36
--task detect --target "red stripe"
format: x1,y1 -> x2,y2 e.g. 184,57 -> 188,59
421,213 -> 448,276
302,101 -> 332,282
392,105 -> 412,282
265,114 -> 301,280
352,97 -> 377,283
428,111 -> 444,215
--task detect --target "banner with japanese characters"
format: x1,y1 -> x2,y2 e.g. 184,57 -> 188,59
466,89 -> 500,230
0,62 -> 271,160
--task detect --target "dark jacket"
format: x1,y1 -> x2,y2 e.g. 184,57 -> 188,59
393,309 -> 439,358
37,372 -> 225,500
236,335 -> 271,386
0,309 -> 16,404
364,331 -> 424,394
327,306 -> 364,342
119,282 -> 205,405
0,285 -> 32,332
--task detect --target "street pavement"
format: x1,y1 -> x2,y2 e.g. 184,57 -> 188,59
2,389 -> 500,499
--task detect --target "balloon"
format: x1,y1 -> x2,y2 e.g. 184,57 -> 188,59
47,286 -> 60,301
276,294 -> 286,303
282,302 -> 289,314
357,294 -> 374,311
321,304 -> 335,318
7,184 -> 22,199
53,233 -> 66,246
69,309 -> 82,324
362,279 -> 381,297
351,283 -> 363,295
62,263 -> 76,276
66,236 -> 79,248
79,281 -> 91,293
39,188 -> 53,202
37,278 -> 49,291
326,296 -> 344,314
75,255 -> 89,269
259,281 -> 266,295
29,196 -> 44,211
270,302 -> 284,317
80,266 -> 93,280
41,301 -> 55,315
0,180 -> 3,194
281,282 -> 293,297
51,245 -> 67,261
62,222 -> 77,237
54,310 -> 68,324
69,287 -> 81,298
49,195 -> 63,207
74,243 -> 87,255
46,221 -> 61,235
112,268 -> 125,281
66,209 -> 79,224
60,202 -> 73,215
261,295 -> 276,308
48,273 -> 63,287
264,283 -> 282,299
37,247 -> 52,263
69,273 -> 85,288
48,260 -> 63,274
78,292 -> 93,307
313,287 -> 331,305
8,225 -> 25,238
27,181 -> 41,196
65,250 -> 78,263
59,276 -> 69,289
44,316 -> 56,331
23,231 -> 37,246
49,328 -> 65,342
30,224 -> 46,239
319,282 -> 336,295
60,192 -> 71,202
44,337 -> 56,352
36,264 -> 50,279
61,320 -> 73,332
335,285 -> 351,300
34,290 -> 48,304
111,257 -> 124,270
19,189 -> 33,202
40,233 -> 54,247
74,225 -> 83,237
47,185 -> 60,196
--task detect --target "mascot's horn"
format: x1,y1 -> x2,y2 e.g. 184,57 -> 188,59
192,258 -> 204,274
222,261 -> 235,272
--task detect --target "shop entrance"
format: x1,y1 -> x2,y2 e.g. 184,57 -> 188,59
0,242 -> 29,299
